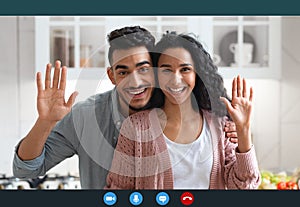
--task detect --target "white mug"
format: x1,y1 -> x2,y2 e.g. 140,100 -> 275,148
229,43 -> 253,65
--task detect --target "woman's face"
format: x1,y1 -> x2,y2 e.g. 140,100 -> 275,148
157,47 -> 196,105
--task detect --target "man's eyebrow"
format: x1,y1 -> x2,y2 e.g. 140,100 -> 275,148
115,65 -> 129,70
159,64 -> 171,68
136,61 -> 151,67
114,61 -> 151,70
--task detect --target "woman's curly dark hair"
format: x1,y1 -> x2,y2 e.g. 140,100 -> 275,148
153,31 -> 231,118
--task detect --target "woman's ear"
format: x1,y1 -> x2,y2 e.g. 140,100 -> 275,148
107,67 -> 116,85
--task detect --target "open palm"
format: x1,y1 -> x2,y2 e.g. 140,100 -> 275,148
37,61 -> 78,122
221,75 -> 253,129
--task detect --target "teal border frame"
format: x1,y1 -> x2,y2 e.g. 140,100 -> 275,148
1,0 -> 300,15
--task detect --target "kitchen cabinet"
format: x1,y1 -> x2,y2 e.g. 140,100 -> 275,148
210,16 -> 281,79
34,16 -> 202,94
35,16 -> 281,81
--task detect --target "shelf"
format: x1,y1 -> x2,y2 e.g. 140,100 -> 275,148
212,16 -> 281,79
35,16 -> 281,81
218,67 -> 278,79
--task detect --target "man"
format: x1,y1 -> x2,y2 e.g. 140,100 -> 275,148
13,26 -> 237,189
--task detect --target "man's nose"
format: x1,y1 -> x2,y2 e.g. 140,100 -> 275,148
128,72 -> 142,87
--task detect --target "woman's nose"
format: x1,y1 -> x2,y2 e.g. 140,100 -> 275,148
172,71 -> 183,85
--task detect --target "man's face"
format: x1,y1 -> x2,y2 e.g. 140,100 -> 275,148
107,46 -> 155,114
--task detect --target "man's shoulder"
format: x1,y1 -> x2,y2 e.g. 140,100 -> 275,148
76,90 -> 113,108
70,90 -> 115,117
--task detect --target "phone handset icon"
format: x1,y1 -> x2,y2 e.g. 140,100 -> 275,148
180,192 -> 194,205
182,196 -> 193,201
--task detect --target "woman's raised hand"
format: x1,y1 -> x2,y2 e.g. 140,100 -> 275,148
220,75 -> 253,152
221,75 -> 253,129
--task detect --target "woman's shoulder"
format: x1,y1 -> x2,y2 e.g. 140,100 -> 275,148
202,110 -> 228,124
127,109 -> 153,121
120,108 -> 163,142
123,108 -> 161,128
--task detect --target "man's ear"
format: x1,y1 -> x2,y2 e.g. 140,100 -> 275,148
107,67 -> 116,85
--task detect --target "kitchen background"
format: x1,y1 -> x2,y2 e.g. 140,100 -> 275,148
0,16 -> 299,188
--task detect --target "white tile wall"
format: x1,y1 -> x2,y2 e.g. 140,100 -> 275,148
224,79 -> 281,171
0,17 -> 80,177
0,17 -> 19,175
280,17 -> 300,172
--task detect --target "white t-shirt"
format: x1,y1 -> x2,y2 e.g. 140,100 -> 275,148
164,117 -> 213,189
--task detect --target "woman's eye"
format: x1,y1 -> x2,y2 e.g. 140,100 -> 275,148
181,67 -> 192,72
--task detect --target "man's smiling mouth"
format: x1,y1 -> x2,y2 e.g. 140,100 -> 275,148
127,88 -> 147,95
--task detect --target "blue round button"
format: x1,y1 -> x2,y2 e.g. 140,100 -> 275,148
156,192 -> 170,206
103,192 -> 117,206
129,192 -> 143,205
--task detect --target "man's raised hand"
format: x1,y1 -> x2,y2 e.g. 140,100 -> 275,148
36,60 -> 78,122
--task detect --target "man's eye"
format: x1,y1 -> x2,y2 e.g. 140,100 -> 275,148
118,71 -> 128,76
161,68 -> 172,73
139,67 -> 149,73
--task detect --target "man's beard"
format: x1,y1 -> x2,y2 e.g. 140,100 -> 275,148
128,88 -> 164,111
118,87 -> 164,113
128,101 -> 152,112
118,93 -> 150,112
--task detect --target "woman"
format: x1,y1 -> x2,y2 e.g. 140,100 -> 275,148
105,32 -> 261,189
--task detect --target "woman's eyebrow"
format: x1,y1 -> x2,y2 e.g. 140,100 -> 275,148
179,63 -> 193,67
159,63 -> 193,67
159,64 -> 171,68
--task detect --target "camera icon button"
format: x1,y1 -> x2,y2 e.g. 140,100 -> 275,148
103,192 -> 117,206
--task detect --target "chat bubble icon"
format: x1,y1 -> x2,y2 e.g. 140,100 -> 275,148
156,192 -> 169,205
159,195 -> 167,203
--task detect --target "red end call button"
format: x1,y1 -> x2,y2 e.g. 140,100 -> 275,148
180,192 -> 194,206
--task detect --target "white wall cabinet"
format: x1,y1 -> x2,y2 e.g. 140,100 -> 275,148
35,16 -> 281,81
211,16 -> 281,79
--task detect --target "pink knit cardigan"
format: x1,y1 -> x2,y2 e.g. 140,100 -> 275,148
105,109 -> 261,189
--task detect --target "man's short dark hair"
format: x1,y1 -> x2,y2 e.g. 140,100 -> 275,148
107,26 -> 155,65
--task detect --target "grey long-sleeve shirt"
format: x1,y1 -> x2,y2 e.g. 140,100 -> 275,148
13,89 -> 125,189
